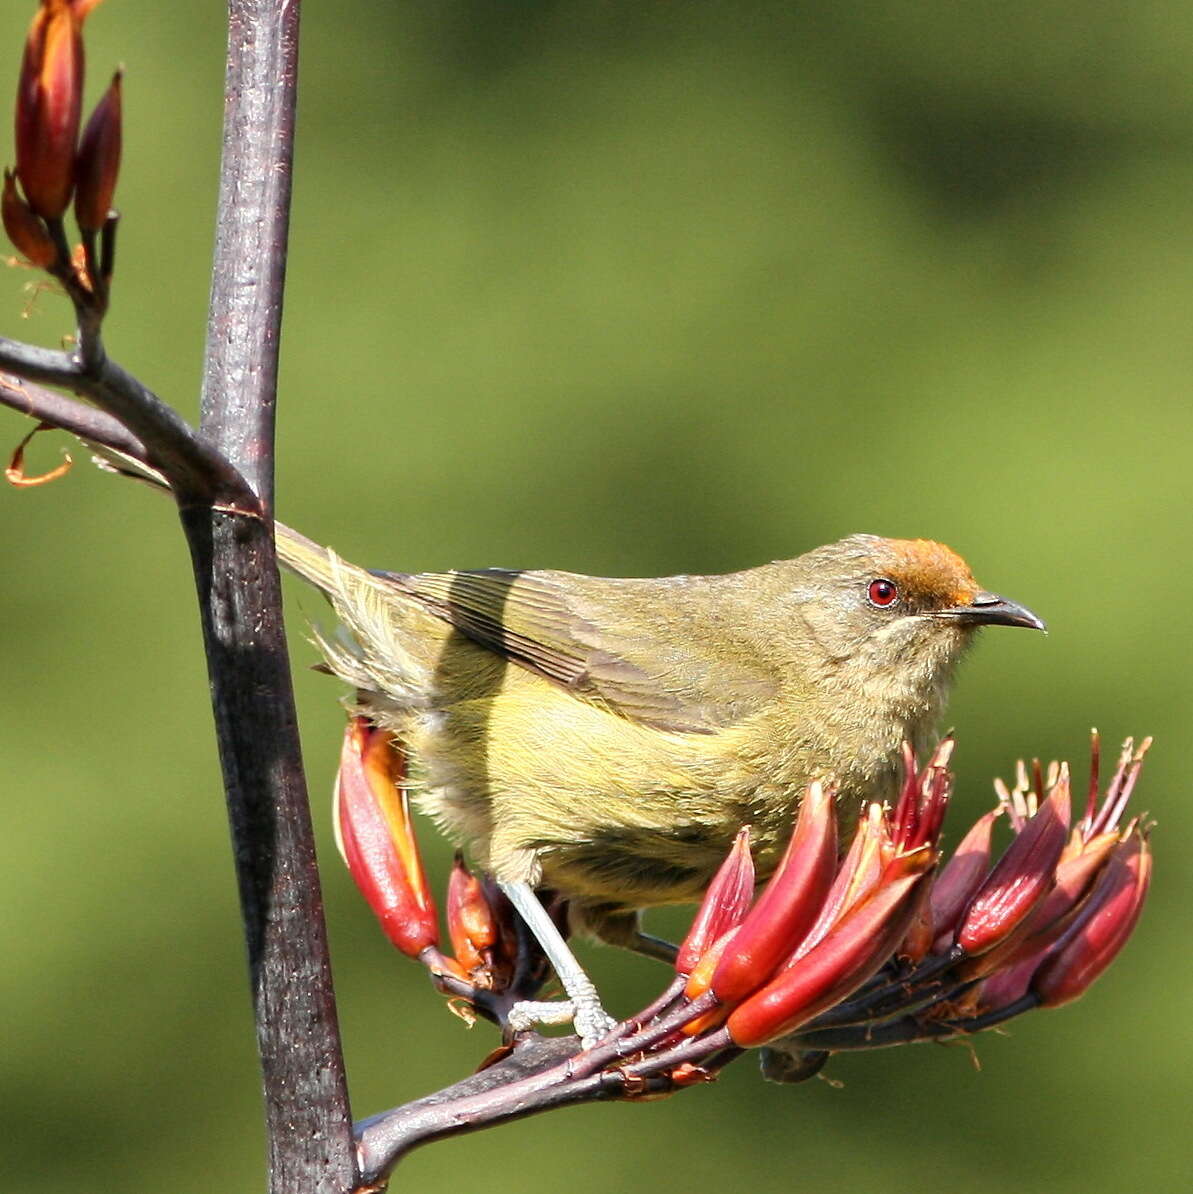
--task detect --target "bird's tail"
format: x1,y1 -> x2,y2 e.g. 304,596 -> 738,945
87,440 -> 436,698
274,527 -> 439,705
88,441 -> 359,599
273,521 -> 349,597
87,441 -> 171,492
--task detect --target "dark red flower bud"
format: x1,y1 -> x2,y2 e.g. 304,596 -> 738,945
897,871 -> 937,964
1077,735 -> 1151,844
2,168 -> 55,265
15,0 -> 85,220
1022,832 -> 1118,942
1034,831 -> 1151,1009
74,68 -> 120,232
972,738 -> 1152,1012
969,830 -> 1117,982
929,808 -> 998,950
334,716 -> 438,958
973,946 -> 1046,1012
955,770 -> 1070,955
891,738 -> 953,853
792,802 -> 889,966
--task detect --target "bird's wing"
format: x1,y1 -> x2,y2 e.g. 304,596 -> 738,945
379,567 -> 776,733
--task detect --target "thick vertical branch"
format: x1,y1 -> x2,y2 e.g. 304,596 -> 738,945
200,0 -> 295,502
183,1 -> 357,1190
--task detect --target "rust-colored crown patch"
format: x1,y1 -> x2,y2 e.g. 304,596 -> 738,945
882,539 -> 980,609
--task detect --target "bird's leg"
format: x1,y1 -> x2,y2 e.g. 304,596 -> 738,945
499,881 -> 618,1048
578,906 -> 678,966
623,930 -> 679,966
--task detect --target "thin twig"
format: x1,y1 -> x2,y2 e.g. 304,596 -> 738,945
0,370 -> 144,459
0,338 -> 252,505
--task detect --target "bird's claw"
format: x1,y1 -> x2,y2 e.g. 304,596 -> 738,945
574,1001 -> 619,1048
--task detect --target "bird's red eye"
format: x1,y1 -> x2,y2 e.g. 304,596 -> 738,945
867,578 -> 899,608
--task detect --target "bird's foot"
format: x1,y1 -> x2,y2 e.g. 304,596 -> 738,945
496,881 -> 620,1047
507,993 -> 618,1049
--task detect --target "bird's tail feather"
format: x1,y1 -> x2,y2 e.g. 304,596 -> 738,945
273,521 -> 349,596
87,440 -> 434,700
88,441 -> 362,599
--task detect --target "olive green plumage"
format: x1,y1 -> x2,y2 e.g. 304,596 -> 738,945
276,524 -> 1040,945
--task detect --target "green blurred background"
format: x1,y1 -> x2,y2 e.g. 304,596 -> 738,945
2,2 -> 1189,1190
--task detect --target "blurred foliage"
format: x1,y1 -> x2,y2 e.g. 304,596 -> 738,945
1,2 -> 1190,1191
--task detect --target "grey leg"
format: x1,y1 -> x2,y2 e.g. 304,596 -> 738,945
499,881 -> 618,1047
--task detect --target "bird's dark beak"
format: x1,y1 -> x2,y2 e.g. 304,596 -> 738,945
937,591 -> 1046,631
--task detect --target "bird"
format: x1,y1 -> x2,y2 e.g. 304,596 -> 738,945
273,526 -> 1044,1042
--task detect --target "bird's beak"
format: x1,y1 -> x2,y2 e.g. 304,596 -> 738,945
936,591 -> 1046,631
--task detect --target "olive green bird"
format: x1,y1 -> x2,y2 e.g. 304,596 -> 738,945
273,524 -> 1043,1042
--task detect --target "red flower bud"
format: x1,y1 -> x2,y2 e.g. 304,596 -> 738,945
969,830 -> 1118,982
709,782 -> 837,1007
334,716 -> 438,958
1077,735 -> 1151,844
15,0 -> 85,220
1024,832 -> 1119,939
897,871 -> 938,964
972,739 -> 1152,1012
675,826 -> 754,976
929,808 -> 998,950
726,867 -> 930,1047
74,68 -> 120,232
446,853 -> 497,975
891,738 -> 953,853
890,740 -> 954,961
1034,831 -> 1151,1009
791,802 -> 890,965
973,947 -> 1046,1012
680,929 -> 738,1033
955,769 -> 1070,955
2,168 -> 55,265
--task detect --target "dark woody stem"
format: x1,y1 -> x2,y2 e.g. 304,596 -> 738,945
352,963 -> 1040,1184
352,980 -> 728,1182
3,2 -> 354,1189
566,991 -> 720,1080
622,1027 -> 737,1079
793,992 -> 1039,1052
355,1036 -> 637,1181
77,225 -> 109,313
418,947 -> 505,1026
628,974 -> 688,1026
185,1 -> 356,1190
42,215 -> 108,328
42,215 -> 74,282
799,952 -> 971,1031
354,1024 -> 729,1184
98,215 -> 118,288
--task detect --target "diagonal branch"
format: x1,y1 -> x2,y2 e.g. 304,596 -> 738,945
354,1036 -> 664,1182
0,369 -> 145,457
0,337 -> 252,505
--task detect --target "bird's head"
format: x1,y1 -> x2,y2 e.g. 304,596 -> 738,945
782,534 -> 1044,690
